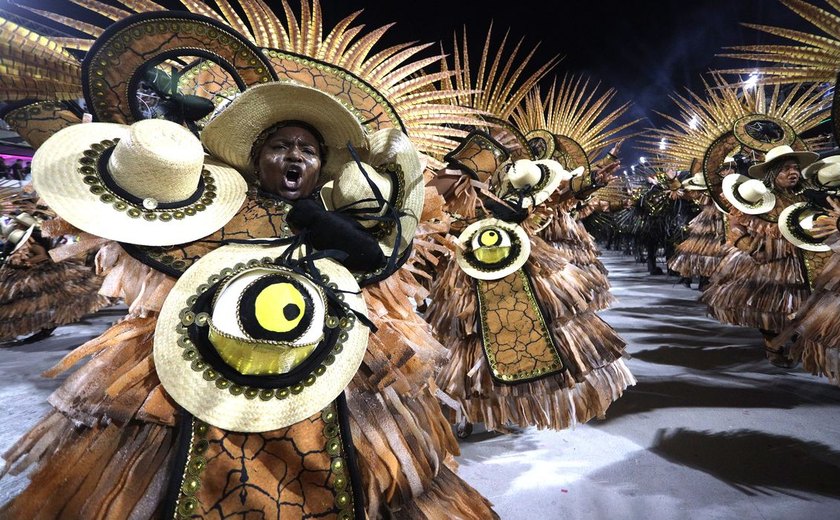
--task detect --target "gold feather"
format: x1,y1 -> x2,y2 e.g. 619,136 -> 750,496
511,74 -> 639,160
640,74 -> 830,170
717,0 -> 840,83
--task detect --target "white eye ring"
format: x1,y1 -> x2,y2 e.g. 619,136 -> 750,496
212,267 -> 326,347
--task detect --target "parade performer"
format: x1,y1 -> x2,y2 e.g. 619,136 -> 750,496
0,3 -> 497,518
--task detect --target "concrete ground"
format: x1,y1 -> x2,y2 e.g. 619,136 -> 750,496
1,252 -> 839,519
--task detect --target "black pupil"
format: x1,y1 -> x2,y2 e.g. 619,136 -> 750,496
283,303 -> 301,321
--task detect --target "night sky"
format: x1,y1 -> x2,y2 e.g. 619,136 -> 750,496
5,0 -> 821,159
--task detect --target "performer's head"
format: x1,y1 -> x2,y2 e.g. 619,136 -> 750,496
766,158 -> 801,191
251,121 -> 327,200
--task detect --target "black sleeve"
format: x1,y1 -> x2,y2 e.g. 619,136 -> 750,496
287,197 -> 386,272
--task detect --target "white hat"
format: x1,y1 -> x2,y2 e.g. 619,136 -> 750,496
802,157 -> 840,188
778,202 -> 831,252
722,174 -> 776,215
747,145 -> 818,179
320,129 -> 424,257
499,159 -> 574,207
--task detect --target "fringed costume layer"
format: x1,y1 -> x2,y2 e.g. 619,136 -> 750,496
428,234 -> 634,432
701,207 -> 810,333
0,254 -> 111,342
1,201 -> 498,519
668,197 -> 730,279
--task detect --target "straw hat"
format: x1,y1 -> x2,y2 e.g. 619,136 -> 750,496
779,202 -> 831,252
154,242 -> 369,433
32,119 -> 246,247
456,218 -> 531,280
802,157 -> 840,188
321,129 -> 423,257
722,174 -> 776,215
499,159 -> 575,207
201,82 -> 366,178
747,145 -> 818,179
682,172 -> 708,191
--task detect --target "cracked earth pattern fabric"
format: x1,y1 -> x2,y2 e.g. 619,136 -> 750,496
476,269 -> 564,383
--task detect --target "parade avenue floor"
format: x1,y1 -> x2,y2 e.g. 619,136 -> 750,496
1,251 -> 839,519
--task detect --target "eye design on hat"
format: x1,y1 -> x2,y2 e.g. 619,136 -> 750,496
456,218 -> 531,280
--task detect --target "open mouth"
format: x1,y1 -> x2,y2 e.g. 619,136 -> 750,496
282,167 -> 302,189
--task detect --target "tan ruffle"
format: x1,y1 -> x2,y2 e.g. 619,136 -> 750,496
668,202 -> 730,278
0,259 -> 112,341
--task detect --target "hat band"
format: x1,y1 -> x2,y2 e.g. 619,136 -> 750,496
785,208 -> 826,245
207,321 -> 318,376
731,182 -> 767,208
78,138 -> 219,222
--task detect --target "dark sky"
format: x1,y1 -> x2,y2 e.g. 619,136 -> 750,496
6,0 -> 820,158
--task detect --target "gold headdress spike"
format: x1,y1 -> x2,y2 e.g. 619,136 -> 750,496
1,0 -> 482,162
512,74 -> 639,164
717,0 -> 840,84
437,23 -> 560,155
641,74 -> 830,171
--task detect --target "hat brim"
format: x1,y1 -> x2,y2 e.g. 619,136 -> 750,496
10,225 -> 34,254
778,202 -> 831,252
747,150 -> 819,179
722,174 -> 776,215
154,243 -> 369,432
33,123 -> 247,247
502,162 -> 574,208
201,82 -> 366,178
321,129 -> 424,258
456,218 -> 531,280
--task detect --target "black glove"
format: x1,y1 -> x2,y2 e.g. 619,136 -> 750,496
287,198 -> 386,272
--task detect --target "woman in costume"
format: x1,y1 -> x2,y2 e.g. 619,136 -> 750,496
0,211 -> 110,343
702,146 -> 819,367
1,82 -> 495,520
772,159 -> 840,384
428,153 -> 634,433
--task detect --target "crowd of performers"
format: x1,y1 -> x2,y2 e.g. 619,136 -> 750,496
0,0 -> 838,518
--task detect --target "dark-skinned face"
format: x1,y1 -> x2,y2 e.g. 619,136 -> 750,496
256,125 -> 322,200
774,158 -> 800,190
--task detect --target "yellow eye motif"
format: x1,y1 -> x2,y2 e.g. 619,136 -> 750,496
471,226 -> 512,264
254,282 -> 306,334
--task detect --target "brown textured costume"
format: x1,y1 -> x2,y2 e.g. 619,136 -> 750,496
0,237 -> 110,342
668,195 -> 730,279
701,196 -> 811,333
0,191 -> 497,519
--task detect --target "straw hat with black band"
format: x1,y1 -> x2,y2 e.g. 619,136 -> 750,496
802,157 -> 840,189
320,129 -> 424,258
747,145 -> 819,180
498,159 -> 575,208
32,119 -> 246,247
722,174 -> 776,215
201,81 -> 367,181
154,242 -> 370,432
779,202 -> 832,252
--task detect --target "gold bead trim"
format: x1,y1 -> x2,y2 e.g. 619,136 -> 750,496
78,139 -> 218,220
174,417 -> 209,519
176,259 -> 356,400
322,403 -> 355,519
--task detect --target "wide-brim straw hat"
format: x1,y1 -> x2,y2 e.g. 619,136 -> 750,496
321,129 -> 423,257
683,172 -> 708,191
802,157 -> 840,188
8,225 -> 34,254
498,159 -> 574,207
779,202 -> 831,252
747,145 -> 819,179
722,174 -> 776,215
33,119 -> 246,247
201,81 -> 366,179
154,242 -> 369,432
456,218 -> 531,280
